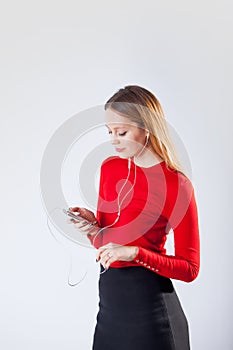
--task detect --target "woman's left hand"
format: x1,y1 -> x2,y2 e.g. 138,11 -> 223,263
96,242 -> 139,270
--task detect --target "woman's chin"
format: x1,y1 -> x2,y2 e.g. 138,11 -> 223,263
117,154 -> 127,159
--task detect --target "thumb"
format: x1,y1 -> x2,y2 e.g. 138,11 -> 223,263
69,207 -> 80,213
77,207 -> 97,222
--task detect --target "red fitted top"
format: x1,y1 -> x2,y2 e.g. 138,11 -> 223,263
88,156 -> 200,282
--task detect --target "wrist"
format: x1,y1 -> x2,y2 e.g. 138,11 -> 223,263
131,246 -> 139,260
87,225 -> 100,237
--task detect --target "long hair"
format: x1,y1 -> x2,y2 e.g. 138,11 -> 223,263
104,85 -> 188,178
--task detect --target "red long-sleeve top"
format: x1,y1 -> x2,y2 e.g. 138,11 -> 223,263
88,156 -> 200,282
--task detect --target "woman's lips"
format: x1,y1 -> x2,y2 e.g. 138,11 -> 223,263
115,147 -> 126,152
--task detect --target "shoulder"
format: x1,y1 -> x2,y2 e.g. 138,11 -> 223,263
162,166 -> 197,223
100,156 -> 128,171
163,163 -> 194,198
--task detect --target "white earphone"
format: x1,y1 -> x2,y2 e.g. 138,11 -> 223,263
93,130 -> 150,253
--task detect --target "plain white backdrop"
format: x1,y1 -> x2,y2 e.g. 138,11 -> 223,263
0,1 -> 232,349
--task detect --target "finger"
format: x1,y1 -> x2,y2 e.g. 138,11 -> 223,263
78,221 -> 93,230
81,224 -> 97,233
66,218 -> 75,224
73,221 -> 85,229
97,249 -> 113,263
73,224 -> 89,231
96,243 -> 117,260
96,247 -> 107,261
69,207 -> 80,213
96,245 -> 113,261
100,252 -> 114,269
90,220 -> 98,226
70,208 -> 90,221
100,250 -> 111,260
105,256 -> 115,269
79,226 -> 94,234
73,221 -> 97,235
80,220 -> 88,226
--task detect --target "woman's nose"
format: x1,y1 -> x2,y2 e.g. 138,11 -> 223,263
110,135 -> 120,145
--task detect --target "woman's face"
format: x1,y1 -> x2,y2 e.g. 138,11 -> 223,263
105,108 -> 148,159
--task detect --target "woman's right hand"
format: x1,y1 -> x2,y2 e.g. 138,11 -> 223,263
66,207 -> 100,236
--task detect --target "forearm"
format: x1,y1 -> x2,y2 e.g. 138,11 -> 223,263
87,226 -> 103,249
133,246 -> 200,282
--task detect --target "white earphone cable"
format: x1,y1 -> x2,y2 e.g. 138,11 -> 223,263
46,207 -> 88,287
46,133 -> 150,284
93,133 -> 149,275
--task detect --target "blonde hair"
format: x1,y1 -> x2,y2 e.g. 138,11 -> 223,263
104,85 -> 188,178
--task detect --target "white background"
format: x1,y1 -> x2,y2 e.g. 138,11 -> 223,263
0,1 -> 232,349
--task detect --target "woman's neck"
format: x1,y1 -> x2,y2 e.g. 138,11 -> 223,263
133,146 -> 163,168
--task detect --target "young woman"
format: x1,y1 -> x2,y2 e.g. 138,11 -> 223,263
69,85 -> 200,350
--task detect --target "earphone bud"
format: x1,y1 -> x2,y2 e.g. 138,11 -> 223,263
145,133 -> 149,146
128,157 -> 131,170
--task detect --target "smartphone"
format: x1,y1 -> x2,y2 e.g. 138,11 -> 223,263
63,208 -> 83,222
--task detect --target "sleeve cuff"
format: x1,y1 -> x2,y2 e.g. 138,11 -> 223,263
132,246 -> 141,262
132,246 -> 160,273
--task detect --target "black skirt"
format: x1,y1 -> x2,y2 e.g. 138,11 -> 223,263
92,264 -> 190,350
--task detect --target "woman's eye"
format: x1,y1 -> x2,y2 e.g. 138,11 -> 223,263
108,131 -> 127,136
